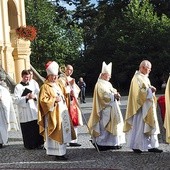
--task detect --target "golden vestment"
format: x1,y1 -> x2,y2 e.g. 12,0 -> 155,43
38,80 -> 76,144
123,71 -> 158,135
88,78 -> 123,137
164,76 -> 170,143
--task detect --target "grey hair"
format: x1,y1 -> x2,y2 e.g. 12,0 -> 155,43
139,60 -> 151,68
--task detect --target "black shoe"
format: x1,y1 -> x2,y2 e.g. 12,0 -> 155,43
133,149 -> 142,153
148,148 -> 163,153
0,144 -> 3,149
69,143 -> 81,147
83,101 -> 86,103
93,144 -> 110,151
55,155 -> 68,161
110,145 -> 122,150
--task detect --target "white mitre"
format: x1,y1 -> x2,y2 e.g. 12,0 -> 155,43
46,61 -> 59,76
101,61 -> 112,75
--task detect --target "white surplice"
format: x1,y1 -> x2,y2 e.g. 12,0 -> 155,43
0,85 -> 19,144
14,83 -> 38,123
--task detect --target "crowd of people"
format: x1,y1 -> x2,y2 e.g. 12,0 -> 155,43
0,59 -> 170,161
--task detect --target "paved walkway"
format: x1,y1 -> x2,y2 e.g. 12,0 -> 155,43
0,97 -> 170,170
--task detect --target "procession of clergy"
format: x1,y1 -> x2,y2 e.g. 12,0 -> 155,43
0,59 -> 170,160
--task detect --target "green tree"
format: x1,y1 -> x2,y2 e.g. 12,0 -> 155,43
114,0 -> 170,90
150,0 -> 170,18
84,0 -> 170,92
25,0 -> 83,76
82,0 -> 130,92
25,0 -> 170,94
62,0 -> 99,88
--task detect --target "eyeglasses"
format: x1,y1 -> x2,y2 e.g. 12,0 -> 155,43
67,69 -> 73,71
145,66 -> 151,71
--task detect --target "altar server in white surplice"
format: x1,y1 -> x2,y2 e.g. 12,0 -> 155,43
14,70 -> 44,150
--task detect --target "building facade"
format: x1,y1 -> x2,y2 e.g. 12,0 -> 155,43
0,0 -> 31,83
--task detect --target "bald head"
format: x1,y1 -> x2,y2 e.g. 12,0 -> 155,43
65,64 -> 73,76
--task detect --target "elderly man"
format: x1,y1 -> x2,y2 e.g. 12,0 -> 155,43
59,64 -> 83,147
124,60 -> 163,153
164,75 -> 170,143
88,61 -> 125,151
38,61 -> 76,161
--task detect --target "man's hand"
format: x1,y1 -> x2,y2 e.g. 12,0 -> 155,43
55,96 -> 61,103
69,79 -> 75,86
150,86 -> 156,93
26,93 -> 35,100
114,92 -> 121,100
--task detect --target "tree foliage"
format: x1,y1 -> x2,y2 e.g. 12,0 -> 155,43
83,0 -> 170,92
25,0 -> 170,94
118,0 -> 170,90
150,0 -> 170,17
25,0 -> 83,76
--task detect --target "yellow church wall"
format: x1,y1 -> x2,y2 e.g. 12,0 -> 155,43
0,0 -> 31,83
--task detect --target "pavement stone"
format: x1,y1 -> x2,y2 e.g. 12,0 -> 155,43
0,96 -> 170,170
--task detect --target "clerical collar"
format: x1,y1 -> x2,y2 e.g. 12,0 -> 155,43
20,82 -> 29,86
137,70 -> 149,77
